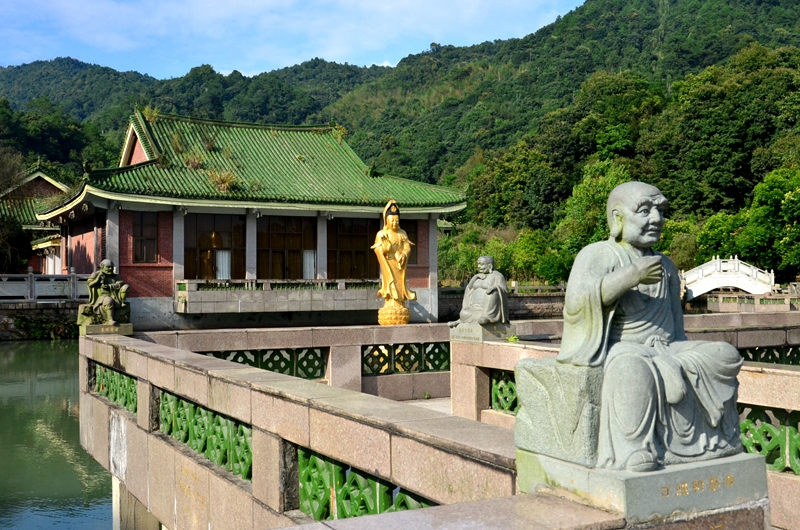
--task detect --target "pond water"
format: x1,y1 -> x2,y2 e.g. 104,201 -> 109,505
0,340 -> 111,529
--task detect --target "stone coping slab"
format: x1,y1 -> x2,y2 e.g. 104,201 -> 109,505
391,415 -> 516,469
311,393 -> 448,425
516,450 -> 768,524
291,492 -> 625,530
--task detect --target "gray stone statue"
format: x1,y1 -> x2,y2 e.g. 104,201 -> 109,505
449,256 -> 509,328
77,259 -> 130,327
516,182 -> 742,472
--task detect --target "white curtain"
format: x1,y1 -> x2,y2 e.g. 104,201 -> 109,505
216,250 -> 231,279
303,250 -> 316,280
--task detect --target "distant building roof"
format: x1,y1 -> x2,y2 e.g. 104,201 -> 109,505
39,110 -> 465,217
31,233 -> 61,250
1,169 -> 67,229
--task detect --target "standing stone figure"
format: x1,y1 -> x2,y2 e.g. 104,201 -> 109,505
372,200 -> 416,325
77,259 -> 130,326
449,256 -> 509,328
516,182 -> 742,472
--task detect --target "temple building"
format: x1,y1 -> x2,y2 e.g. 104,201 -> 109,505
0,167 -> 68,274
36,110 -> 465,328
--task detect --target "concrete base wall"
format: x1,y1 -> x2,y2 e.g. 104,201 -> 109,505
130,289 -> 437,331
0,300 -> 81,340
439,293 -> 564,322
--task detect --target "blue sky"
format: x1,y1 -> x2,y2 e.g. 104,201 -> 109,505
1,0 -> 586,79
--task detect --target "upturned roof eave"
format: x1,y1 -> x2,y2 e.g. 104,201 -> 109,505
36,185 -> 466,217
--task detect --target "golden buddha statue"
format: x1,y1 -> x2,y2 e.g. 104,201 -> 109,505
372,200 -> 416,325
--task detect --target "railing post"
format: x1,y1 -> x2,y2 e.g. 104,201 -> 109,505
69,267 -> 77,299
27,267 -> 34,300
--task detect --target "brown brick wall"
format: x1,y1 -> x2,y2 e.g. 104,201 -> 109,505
69,217 -> 96,274
119,210 -> 174,297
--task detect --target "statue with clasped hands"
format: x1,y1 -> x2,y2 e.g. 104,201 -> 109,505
517,182 -> 742,472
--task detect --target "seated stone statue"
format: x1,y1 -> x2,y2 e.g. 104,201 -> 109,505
517,182 -> 742,472
449,256 -> 509,328
77,259 -> 130,326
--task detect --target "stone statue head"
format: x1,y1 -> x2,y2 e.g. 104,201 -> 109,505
477,256 -> 495,274
100,259 -> 115,274
606,182 -> 667,250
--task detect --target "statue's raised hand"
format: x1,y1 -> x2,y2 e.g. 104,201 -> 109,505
634,255 -> 663,285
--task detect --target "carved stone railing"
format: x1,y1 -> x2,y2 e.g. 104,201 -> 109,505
136,325 -> 453,402
79,334 -> 519,529
0,268 -> 89,300
174,279 -> 381,314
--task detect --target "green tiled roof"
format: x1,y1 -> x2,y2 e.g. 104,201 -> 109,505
31,233 -> 60,246
1,198 -> 41,227
86,112 -> 465,209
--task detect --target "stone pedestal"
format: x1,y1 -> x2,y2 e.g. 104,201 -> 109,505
449,322 -> 516,343
80,323 -> 134,336
517,450 -> 768,525
515,357 -> 603,467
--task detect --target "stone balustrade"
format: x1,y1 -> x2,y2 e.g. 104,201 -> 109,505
174,280 -> 382,314
0,269 -> 89,300
79,333 -> 522,529
134,324 -> 453,401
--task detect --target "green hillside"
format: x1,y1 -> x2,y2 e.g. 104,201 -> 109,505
3,0 -> 800,280
324,0 -> 800,183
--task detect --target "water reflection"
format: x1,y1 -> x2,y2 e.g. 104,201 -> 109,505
0,341 -> 111,529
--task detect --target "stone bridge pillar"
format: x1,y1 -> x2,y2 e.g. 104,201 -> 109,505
112,476 -> 160,530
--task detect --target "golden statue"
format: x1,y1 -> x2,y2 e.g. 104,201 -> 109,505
372,200 -> 416,325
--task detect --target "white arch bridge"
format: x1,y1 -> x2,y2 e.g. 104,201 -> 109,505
681,256 -> 776,301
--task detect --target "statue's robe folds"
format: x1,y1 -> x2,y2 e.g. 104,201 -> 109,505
459,270 -> 509,325
88,271 -> 126,311
557,240 -> 742,469
372,228 -> 416,303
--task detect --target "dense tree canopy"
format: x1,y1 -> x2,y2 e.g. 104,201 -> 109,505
3,0 -> 800,282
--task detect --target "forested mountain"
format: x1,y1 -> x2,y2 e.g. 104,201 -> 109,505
2,0 -> 800,279
325,0 -> 800,183
2,0 -> 797,182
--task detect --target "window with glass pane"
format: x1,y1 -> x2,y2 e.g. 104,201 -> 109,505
256,216 -> 316,279
327,218 -> 418,279
327,218 -> 380,279
183,213 -> 246,279
133,212 -> 158,263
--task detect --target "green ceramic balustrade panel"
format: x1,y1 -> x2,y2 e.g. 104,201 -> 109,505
159,390 -> 252,481
201,348 -> 328,379
740,404 -> 800,475
298,447 -> 434,521
740,346 -> 800,366
490,369 -> 519,415
93,363 -> 137,414
362,342 -> 450,375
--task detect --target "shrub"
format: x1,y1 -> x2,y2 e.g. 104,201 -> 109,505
208,169 -> 237,192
